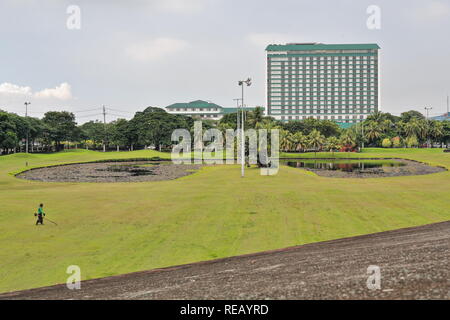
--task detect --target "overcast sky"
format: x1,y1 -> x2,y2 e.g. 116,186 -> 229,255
0,0 -> 449,123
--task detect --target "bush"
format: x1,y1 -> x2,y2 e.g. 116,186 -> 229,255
406,136 -> 419,148
391,136 -> 402,148
339,145 -> 357,152
382,138 -> 392,148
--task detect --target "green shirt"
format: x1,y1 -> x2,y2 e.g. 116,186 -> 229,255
38,207 -> 44,215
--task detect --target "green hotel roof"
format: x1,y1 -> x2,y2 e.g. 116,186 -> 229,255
266,43 -> 380,52
166,100 -> 223,110
222,106 -> 264,114
336,122 -> 356,129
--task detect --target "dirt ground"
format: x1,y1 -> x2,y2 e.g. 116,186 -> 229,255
16,161 -> 202,183
1,221 -> 449,300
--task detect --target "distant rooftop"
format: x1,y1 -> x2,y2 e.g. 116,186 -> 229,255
221,106 -> 264,114
165,100 -> 223,110
286,42 -> 319,45
266,43 -> 380,52
431,112 -> 450,121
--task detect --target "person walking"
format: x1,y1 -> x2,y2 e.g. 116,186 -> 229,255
35,203 -> 45,225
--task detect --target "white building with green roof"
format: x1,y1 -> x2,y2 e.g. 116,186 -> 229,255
165,100 -> 263,120
266,43 -> 380,126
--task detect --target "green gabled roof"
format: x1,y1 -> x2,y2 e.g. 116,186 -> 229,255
266,43 -> 380,52
165,103 -> 186,109
166,100 -> 223,110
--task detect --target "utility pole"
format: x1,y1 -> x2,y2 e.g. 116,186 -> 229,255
24,102 -> 31,153
424,106 -> 432,120
238,78 -> 252,178
102,105 -> 107,152
447,94 -> 449,115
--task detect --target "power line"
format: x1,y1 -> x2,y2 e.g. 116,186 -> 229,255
75,113 -> 104,119
71,108 -> 101,113
105,107 -> 136,114
107,113 -> 132,118
102,106 -> 107,152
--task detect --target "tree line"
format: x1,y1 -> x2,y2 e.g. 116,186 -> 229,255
1,107 -> 449,155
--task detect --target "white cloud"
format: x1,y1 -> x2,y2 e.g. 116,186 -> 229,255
34,82 -> 72,100
0,82 -> 32,96
0,82 -> 72,100
125,37 -> 189,62
107,0 -> 207,13
247,33 -> 303,47
411,1 -> 450,22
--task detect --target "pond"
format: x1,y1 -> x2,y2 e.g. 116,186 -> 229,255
16,161 -> 202,183
280,158 -> 444,178
283,159 -> 405,172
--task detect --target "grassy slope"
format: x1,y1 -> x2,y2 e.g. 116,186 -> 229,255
0,148 -> 449,293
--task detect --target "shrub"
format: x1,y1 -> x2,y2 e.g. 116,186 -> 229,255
406,136 -> 419,148
382,138 -> 392,148
339,145 -> 357,152
391,136 -> 402,148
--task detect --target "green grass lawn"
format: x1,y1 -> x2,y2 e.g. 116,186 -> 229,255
0,148 -> 449,293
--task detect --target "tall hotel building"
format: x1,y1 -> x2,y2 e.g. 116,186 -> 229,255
266,43 -> 380,126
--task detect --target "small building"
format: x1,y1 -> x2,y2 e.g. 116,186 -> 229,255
165,100 -> 264,120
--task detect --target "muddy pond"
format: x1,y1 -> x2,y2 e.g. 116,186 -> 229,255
17,161 -> 202,183
281,158 -> 445,178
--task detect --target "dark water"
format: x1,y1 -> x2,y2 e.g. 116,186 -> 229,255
283,160 -> 405,172
97,164 -> 156,176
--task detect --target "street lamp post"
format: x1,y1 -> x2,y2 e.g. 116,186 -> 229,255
238,78 -> 252,178
24,102 -> 31,153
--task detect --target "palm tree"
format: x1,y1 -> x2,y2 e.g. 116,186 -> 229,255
292,132 -> 307,152
427,120 -> 444,147
279,129 -> 291,152
380,119 -> 393,133
404,118 -> 426,141
248,107 -> 265,128
280,129 -> 295,151
307,129 -> 325,156
288,132 -> 297,151
364,121 -> 383,145
325,136 -> 341,157
366,110 -> 384,123
255,118 -> 279,130
340,131 -> 357,149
